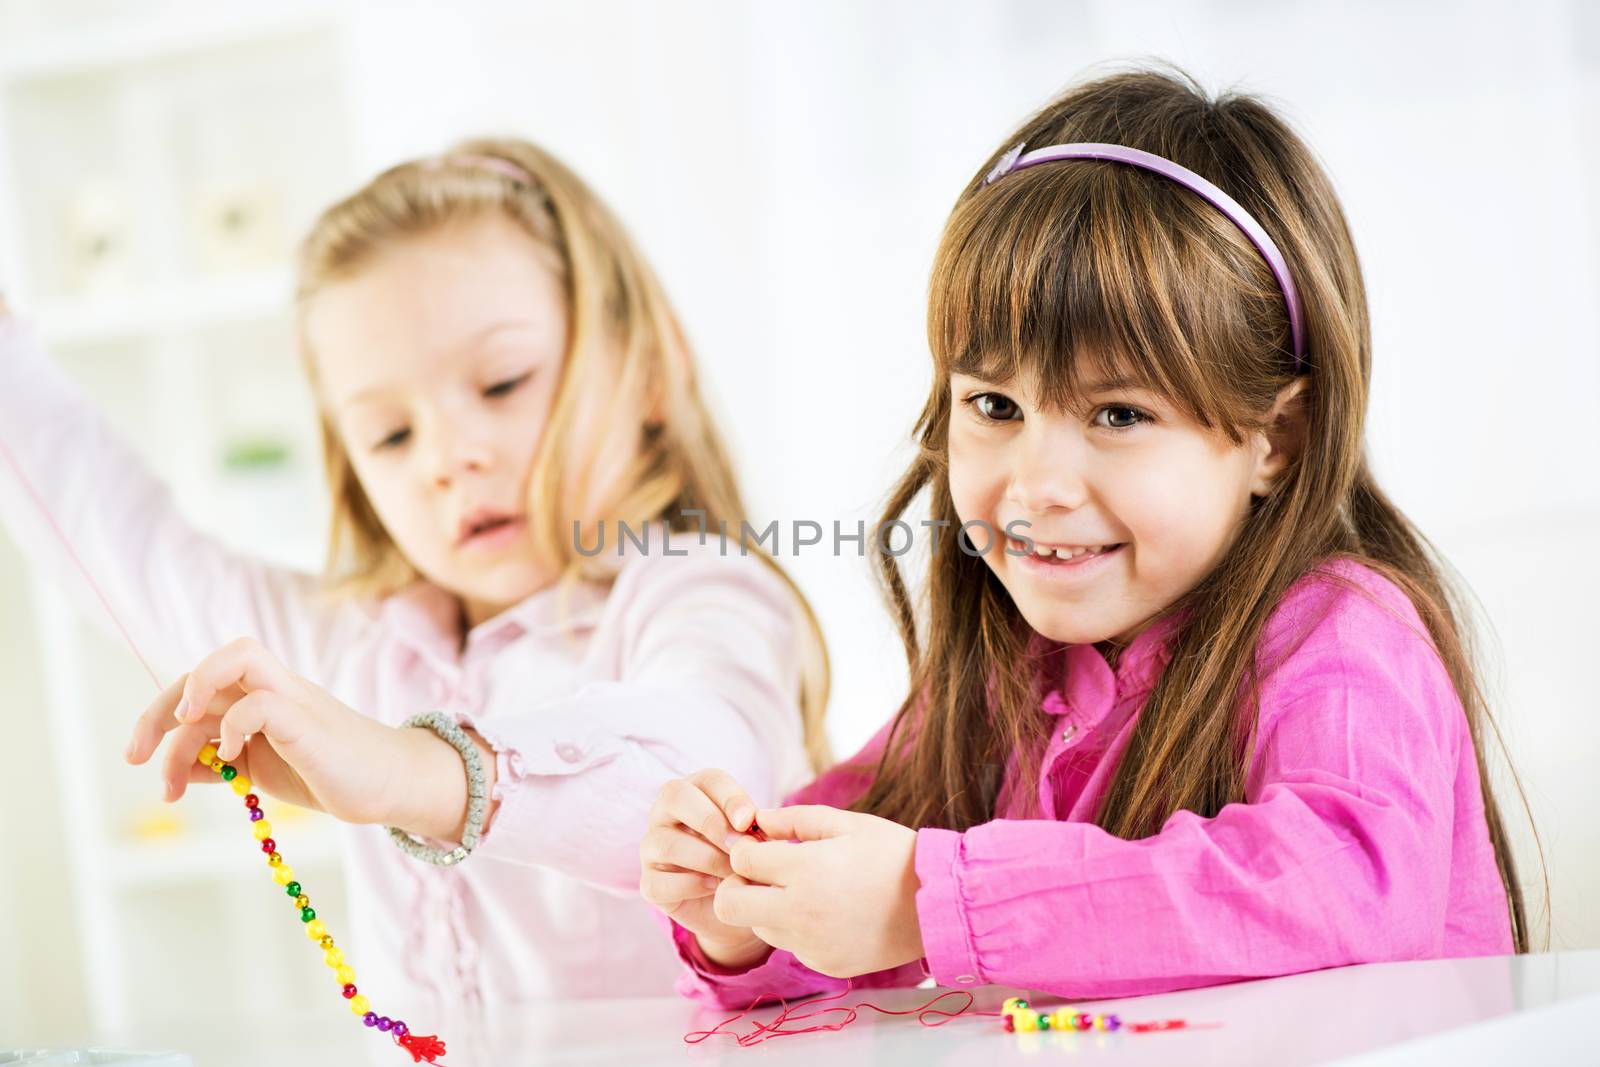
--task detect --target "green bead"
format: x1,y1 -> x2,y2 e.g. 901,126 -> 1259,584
220,765 -> 237,782
1038,1016 -> 1051,1030
286,881 -> 301,897
300,907 -> 316,923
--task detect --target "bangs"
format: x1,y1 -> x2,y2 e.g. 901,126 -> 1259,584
929,161 -> 1281,438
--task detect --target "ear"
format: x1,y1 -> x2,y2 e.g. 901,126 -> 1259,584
1249,378 -> 1307,497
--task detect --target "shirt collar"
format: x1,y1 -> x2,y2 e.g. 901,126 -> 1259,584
1040,608 -> 1187,730
380,577 -> 609,668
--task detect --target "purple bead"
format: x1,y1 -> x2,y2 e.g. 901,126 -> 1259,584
249,808 -> 264,822
1105,1014 -> 1122,1031
362,1011 -> 378,1027
376,1017 -> 393,1032
391,1021 -> 407,1037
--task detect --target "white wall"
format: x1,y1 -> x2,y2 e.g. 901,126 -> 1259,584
2,0 -> 1596,1042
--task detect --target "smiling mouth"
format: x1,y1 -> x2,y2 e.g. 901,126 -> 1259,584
1008,538 -> 1125,562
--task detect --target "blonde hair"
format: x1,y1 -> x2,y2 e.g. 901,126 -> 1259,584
294,136 -> 831,771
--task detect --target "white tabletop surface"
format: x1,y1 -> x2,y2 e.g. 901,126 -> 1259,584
12,950 -> 1599,1066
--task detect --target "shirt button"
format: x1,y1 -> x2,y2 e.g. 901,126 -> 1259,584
556,743 -> 583,764
1061,724 -> 1077,743
954,974 -> 976,985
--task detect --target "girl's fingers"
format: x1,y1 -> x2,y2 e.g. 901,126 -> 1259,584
651,777 -> 733,845
727,838 -> 800,888
712,873 -> 787,931
178,637 -> 297,726
641,826 -> 735,879
126,674 -> 190,764
159,720 -> 222,802
749,805 -> 853,843
692,769 -> 758,833
640,869 -> 720,912
215,689 -> 306,763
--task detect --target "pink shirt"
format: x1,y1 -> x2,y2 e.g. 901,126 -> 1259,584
668,556 -> 1514,1006
0,319 -> 811,1012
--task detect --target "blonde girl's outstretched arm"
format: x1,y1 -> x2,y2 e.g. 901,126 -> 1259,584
0,312 -> 362,682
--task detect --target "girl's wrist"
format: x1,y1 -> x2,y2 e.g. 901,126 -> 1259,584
388,722 -> 499,842
694,932 -> 773,972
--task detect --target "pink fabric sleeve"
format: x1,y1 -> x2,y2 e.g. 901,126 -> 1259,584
456,545 -> 810,894
912,585 -> 1504,999
0,318 -> 363,681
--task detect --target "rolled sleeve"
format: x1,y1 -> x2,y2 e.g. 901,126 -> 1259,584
454,545 -> 809,893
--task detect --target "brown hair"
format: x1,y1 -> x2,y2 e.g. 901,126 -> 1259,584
293,136 -> 830,771
856,68 -> 1534,949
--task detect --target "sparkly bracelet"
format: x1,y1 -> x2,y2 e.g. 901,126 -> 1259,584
385,711 -> 489,867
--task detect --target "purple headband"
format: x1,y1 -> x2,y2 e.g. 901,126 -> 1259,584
983,141 -> 1307,371
422,153 -> 536,186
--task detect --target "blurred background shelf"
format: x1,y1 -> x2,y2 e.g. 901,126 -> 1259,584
34,268 -> 290,347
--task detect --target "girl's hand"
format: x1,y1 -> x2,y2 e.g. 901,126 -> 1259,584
718,805 -> 924,979
125,636 -> 419,827
640,769 -> 772,969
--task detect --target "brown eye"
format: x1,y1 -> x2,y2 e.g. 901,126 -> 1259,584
971,392 -> 1021,422
1096,405 -> 1148,430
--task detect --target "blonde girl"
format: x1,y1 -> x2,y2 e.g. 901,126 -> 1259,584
0,139 -> 826,1009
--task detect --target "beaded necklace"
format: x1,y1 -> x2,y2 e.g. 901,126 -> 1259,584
193,743 -> 449,1062
0,429 -> 448,1063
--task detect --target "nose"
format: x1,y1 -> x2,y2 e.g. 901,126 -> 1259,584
425,414 -> 495,488
1005,422 -> 1090,515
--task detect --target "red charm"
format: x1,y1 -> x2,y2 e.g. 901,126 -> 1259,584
395,1032 -> 448,1063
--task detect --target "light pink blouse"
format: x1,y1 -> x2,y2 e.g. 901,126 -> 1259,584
0,318 -> 811,1015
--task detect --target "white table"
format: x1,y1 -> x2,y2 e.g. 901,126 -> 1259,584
15,950 -> 1599,1066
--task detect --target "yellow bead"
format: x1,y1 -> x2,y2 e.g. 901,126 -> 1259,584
349,994 -> 370,1015
210,759 -> 225,773
252,820 -> 272,841
273,866 -> 295,887
197,744 -> 217,766
230,775 -> 251,796
1094,1014 -> 1110,1031
335,965 -> 355,985
1051,1008 -> 1074,1030
295,894 -> 310,909
1017,1009 -> 1039,1032
305,919 -> 327,940
1002,997 -> 1027,1016
267,853 -> 283,867
324,947 -> 344,968
319,936 -> 335,951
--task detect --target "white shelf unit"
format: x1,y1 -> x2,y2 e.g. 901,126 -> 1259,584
0,5 -> 358,1033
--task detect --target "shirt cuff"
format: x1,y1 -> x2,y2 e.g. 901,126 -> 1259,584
662,913 -> 840,1006
914,826 -> 984,987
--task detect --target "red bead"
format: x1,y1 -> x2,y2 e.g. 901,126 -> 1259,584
1002,1015 -> 1015,1032
244,794 -> 260,809
260,839 -> 275,854
342,983 -> 358,999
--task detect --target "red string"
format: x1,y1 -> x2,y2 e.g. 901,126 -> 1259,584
683,976 -> 1212,1047
684,978 -> 1000,1047
0,432 -> 165,692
